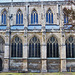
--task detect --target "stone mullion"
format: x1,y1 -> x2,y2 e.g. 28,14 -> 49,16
70,43 -> 72,58
18,42 -> 21,57
49,43 -> 50,57
37,43 -> 38,57
67,43 -> 69,58
52,43 -> 53,57
13,43 -> 14,57
34,43 -> 35,57
31,43 -> 32,57
55,43 -> 56,57
16,43 -> 17,57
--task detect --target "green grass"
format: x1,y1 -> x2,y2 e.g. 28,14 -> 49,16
0,72 -> 75,75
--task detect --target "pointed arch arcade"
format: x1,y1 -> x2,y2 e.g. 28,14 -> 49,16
66,36 -> 75,58
47,36 -> 59,58
29,36 -> 40,57
11,36 -> 23,57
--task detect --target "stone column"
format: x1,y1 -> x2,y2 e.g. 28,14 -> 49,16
41,2 -> 47,72
41,35 -> 47,72
3,33 -> 9,72
22,3 -> 28,72
60,35 -> 66,72
23,37 -> 28,72
60,5 -> 66,72
3,7 -> 10,71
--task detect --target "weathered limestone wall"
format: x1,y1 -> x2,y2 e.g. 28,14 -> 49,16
66,60 -> 75,72
47,59 -> 60,72
0,1 -> 75,72
10,59 -> 23,71
28,59 -> 41,72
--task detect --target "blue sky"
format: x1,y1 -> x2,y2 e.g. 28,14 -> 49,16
0,0 -> 64,2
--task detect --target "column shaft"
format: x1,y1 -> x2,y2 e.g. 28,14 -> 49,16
41,2 -> 47,72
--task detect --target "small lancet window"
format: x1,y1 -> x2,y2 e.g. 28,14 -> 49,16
64,14 -> 68,24
31,9 -> 38,24
1,10 -> 7,25
16,10 -> 23,24
46,9 -> 53,24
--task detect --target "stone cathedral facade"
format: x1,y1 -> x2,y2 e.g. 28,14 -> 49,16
0,1 -> 75,72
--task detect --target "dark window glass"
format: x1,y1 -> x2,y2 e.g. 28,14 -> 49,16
29,36 -> 40,57
16,10 -> 23,24
1,10 -> 7,25
31,10 -> 38,24
66,36 -> 75,58
46,9 -> 53,24
11,36 -> 23,57
64,14 -> 68,24
0,37 -> 5,53
47,36 -> 59,58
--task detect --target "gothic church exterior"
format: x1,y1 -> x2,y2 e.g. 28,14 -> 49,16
0,0 -> 75,72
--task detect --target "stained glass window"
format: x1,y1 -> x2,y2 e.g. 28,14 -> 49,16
47,36 -> 59,58
16,10 -> 23,24
11,36 -> 23,57
46,9 -> 53,24
66,36 -> 75,58
29,36 -> 40,57
1,10 -> 7,25
31,9 -> 38,24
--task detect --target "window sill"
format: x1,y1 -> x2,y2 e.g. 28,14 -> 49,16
46,23 -> 54,25
14,24 -> 24,26
28,57 -> 41,59
47,58 -> 60,59
30,23 -> 40,25
10,57 -> 23,59
66,58 -> 75,59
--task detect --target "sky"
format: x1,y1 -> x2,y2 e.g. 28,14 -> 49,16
0,0 -> 65,2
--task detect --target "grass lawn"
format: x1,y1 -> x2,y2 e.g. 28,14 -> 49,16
0,72 -> 75,75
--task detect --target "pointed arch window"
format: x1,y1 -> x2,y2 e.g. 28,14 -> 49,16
31,9 -> 38,24
1,10 -> 7,25
11,36 -> 23,57
47,36 -> 59,58
66,36 -> 75,58
46,9 -> 53,24
0,37 -> 4,53
29,36 -> 40,57
64,14 -> 68,24
16,10 -> 23,24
